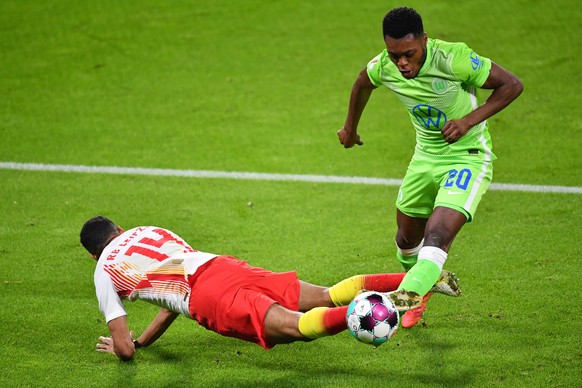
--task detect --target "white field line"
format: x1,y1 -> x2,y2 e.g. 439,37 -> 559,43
1,161 -> 581,194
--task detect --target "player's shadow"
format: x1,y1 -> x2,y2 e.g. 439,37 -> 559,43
397,334 -> 477,386
107,325 -> 476,386
164,332 -> 475,386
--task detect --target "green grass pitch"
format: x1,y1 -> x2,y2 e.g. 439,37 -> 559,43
1,0 -> 581,386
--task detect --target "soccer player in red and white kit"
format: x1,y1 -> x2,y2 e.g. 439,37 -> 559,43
80,216 -> 460,360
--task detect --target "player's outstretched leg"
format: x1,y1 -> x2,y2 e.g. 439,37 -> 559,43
294,291 -> 422,341
326,271 -> 457,311
326,274 -> 422,311
264,304 -> 349,345
327,273 -> 405,306
297,306 -> 349,340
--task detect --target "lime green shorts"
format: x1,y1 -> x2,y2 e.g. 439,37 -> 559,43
396,155 -> 493,222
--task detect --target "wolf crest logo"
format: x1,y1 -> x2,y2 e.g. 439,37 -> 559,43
412,104 -> 447,130
432,78 -> 448,94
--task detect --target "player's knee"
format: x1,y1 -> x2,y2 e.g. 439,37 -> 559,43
264,305 -> 304,344
298,281 -> 333,311
395,233 -> 423,250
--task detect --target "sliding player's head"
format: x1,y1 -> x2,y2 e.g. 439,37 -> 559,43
80,216 -> 120,258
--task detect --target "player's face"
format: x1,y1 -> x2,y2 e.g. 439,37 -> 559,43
385,33 -> 427,79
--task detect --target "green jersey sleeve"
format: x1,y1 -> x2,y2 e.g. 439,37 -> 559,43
366,53 -> 385,87
449,43 -> 492,87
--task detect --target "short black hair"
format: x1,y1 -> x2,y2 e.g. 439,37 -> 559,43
80,216 -> 118,256
382,7 -> 424,39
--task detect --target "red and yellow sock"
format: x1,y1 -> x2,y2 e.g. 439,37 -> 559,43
328,273 -> 405,306
298,306 -> 349,339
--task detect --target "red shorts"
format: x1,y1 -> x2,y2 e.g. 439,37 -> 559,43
187,256 -> 300,349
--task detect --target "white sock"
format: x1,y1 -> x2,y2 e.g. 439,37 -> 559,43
396,238 -> 424,256
418,246 -> 448,270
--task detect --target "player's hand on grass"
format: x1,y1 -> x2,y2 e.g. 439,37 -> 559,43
96,336 -> 115,354
337,127 -> 364,148
441,119 -> 471,143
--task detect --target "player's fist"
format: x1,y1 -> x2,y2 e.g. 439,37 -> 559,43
338,127 -> 364,148
441,119 -> 470,144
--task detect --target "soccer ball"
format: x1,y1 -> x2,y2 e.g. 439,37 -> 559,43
346,291 -> 399,347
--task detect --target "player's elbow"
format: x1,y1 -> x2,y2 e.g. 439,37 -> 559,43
115,346 -> 135,361
509,75 -> 524,99
117,350 -> 135,361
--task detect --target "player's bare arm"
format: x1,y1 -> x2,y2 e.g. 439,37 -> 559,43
338,67 -> 377,148
133,308 -> 179,348
441,62 -> 523,143
96,308 -> 179,361
97,315 -> 135,361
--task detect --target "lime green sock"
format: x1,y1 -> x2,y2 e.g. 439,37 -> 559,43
398,259 -> 442,295
396,240 -> 423,272
396,251 -> 418,272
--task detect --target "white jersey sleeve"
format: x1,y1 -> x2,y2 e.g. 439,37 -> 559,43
94,270 -> 127,323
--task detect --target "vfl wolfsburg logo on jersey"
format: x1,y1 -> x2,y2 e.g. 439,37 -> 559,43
431,78 -> 448,94
412,104 -> 447,130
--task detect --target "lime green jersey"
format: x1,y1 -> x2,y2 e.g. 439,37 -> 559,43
367,38 -> 495,160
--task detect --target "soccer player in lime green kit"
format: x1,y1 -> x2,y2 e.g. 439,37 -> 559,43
337,7 -> 523,328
